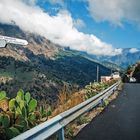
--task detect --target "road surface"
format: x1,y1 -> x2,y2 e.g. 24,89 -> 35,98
74,83 -> 140,140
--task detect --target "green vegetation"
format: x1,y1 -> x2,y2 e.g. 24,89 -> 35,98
75,115 -> 89,126
0,79 -> 117,139
65,126 -> 75,139
84,80 -> 115,100
0,90 -> 52,139
101,61 -> 124,72
55,49 -> 81,59
0,54 -> 111,106
52,79 -> 117,117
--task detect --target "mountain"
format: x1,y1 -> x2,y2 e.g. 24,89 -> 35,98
0,24 -> 111,105
83,48 -> 140,69
0,24 -> 61,60
63,49 -> 123,72
100,61 -> 124,72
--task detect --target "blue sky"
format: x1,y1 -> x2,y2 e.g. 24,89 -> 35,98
1,0 -> 140,56
37,0 -> 140,49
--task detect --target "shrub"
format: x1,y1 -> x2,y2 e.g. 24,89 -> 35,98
75,116 -> 89,126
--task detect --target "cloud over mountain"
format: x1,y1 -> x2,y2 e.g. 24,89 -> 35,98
0,0 -> 122,56
129,48 -> 139,53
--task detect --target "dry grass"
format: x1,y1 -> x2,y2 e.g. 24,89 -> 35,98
52,88 -> 85,117
49,81 -> 122,140
51,80 -> 117,117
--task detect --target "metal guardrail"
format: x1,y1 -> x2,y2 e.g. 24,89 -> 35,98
12,81 -> 121,140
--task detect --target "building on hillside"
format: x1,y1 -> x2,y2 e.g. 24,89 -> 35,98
111,72 -> 120,79
101,76 -> 112,82
101,72 -> 120,82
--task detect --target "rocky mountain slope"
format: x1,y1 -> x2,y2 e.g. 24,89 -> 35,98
0,24 -> 111,105
0,24 -> 61,60
89,48 -> 140,68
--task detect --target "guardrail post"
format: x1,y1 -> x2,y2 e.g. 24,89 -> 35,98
58,128 -> 65,140
100,99 -> 105,107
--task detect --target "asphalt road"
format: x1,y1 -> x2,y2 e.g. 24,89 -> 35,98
74,83 -> 140,140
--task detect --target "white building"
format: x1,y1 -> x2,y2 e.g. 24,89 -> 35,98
111,72 -> 120,79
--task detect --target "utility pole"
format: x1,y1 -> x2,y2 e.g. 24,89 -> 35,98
97,65 -> 99,82
111,68 -> 112,75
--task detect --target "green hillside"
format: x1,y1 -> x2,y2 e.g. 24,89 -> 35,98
0,24 -> 111,105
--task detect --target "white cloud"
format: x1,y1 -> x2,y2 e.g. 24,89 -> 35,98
73,19 -> 85,29
129,48 -> 139,53
0,0 -> 121,56
87,0 -> 140,26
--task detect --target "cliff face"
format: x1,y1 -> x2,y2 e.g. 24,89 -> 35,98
133,63 -> 140,83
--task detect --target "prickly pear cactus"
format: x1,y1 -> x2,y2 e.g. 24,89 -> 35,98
0,91 -> 9,112
0,89 -> 46,139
